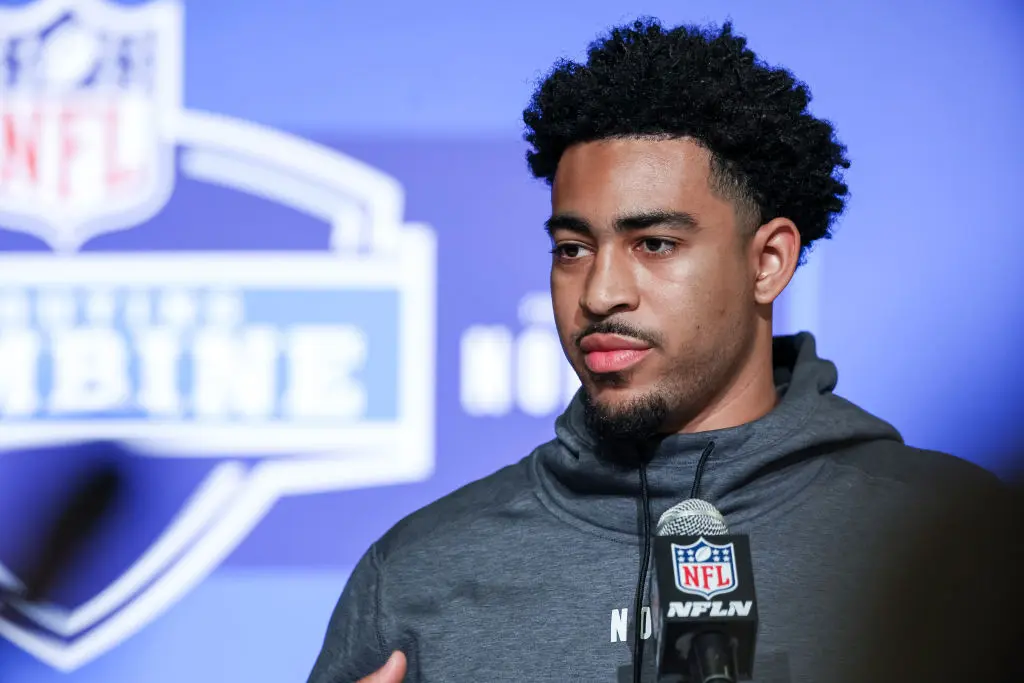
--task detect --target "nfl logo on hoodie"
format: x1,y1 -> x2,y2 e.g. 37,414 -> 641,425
0,0 -> 436,673
671,538 -> 739,599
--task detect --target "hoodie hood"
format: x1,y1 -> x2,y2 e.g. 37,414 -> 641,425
534,332 -> 904,536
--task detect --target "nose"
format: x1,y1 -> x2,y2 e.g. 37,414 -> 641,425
580,246 -> 639,318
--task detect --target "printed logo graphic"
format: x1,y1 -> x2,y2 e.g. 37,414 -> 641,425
0,0 -> 179,253
671,538 -> 738,600
0,0 -> 436,671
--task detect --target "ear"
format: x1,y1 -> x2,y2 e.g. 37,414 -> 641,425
749,217 -> 801,305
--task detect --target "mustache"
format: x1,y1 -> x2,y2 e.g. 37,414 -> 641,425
573,319 -> 662,350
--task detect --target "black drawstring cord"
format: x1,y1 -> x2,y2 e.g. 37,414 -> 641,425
632,462 -> 651,683
690,441 -> 716,500
631,439 -> 716,682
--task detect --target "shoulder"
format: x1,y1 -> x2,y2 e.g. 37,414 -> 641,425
372,453 -> 536,563
830,445 -> 1024,681
828,439 -> 1009,505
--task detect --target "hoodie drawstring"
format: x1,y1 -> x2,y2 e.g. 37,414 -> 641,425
632,440 -> 716,682
690,441 -> 716,500
631,462 -> 651,683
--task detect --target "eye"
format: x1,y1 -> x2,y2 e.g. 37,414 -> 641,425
551,243 -> 592,261
637,238 -> 676,255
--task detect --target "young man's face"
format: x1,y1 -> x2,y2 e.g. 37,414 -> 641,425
548,137 -> 759,437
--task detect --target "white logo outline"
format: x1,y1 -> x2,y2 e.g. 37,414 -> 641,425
0,0 -> 436,671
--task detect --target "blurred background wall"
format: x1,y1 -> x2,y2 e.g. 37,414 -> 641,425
0,0 -> 1021,680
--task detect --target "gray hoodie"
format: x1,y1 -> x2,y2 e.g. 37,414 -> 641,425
307,333 -> 1009,682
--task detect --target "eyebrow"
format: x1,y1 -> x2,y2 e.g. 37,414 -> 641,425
544,210 -> 700,237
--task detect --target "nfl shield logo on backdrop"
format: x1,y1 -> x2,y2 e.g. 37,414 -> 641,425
0,0 -> 437,673
672,538 -> 739,600
0,0 -> 181,253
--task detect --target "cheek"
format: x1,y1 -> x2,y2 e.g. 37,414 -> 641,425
640,257 -> 740,339
647,284 -> 706,339
550,283 -> 580,348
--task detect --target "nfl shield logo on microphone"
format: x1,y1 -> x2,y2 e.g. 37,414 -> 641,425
671,538 -> 739,600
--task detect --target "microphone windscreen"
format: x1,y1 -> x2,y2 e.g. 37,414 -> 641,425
655,498 -> 729,536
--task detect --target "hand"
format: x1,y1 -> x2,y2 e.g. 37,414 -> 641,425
358,651 -> 406,682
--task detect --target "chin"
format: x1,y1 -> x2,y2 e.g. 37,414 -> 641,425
581,383 -> 670,441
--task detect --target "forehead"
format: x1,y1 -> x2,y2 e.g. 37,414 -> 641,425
551,137 -> 715,215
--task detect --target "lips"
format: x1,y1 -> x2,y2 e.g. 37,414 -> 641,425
579,333 -> 652,373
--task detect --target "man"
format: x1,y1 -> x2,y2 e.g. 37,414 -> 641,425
307,19 -> 1014,683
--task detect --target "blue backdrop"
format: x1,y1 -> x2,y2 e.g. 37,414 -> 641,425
0,0 -> 1021,680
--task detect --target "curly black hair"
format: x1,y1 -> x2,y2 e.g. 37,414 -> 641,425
523,18 -> 850,256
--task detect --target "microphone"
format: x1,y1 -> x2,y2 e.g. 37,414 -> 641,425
650,499 -> 759,682
1,461 -> 123,606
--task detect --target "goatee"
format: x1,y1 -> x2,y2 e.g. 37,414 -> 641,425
581,389 -> 669,443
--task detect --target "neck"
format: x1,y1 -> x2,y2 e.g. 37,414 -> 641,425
675,328 -> 778,435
